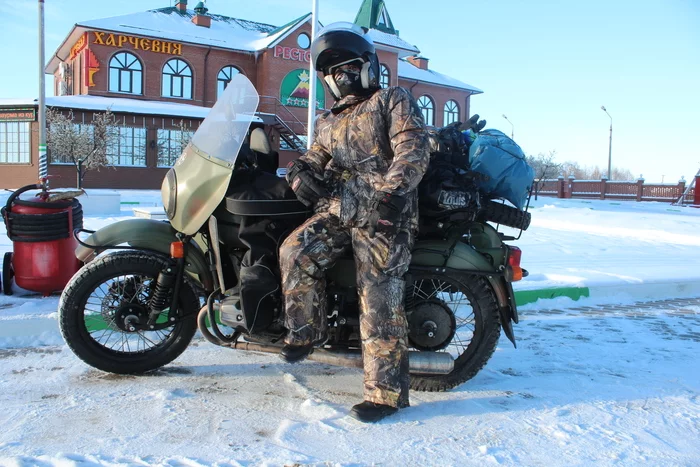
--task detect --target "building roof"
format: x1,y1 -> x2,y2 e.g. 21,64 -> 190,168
398,59 -> 483,94
366,29 -> 419,56
355,0 -> 398,36
0,96 -> 264,122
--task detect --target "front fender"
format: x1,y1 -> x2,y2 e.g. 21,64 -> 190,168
76,218 -> 213,292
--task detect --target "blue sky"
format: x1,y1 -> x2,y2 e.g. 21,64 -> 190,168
2,0 -> 699,182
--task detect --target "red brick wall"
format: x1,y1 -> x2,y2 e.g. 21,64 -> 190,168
398,79 -> 472,128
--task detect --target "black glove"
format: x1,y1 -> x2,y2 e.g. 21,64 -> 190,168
366,191 -> 407,238
464,114 -> 486,133
286,159 -> 329,207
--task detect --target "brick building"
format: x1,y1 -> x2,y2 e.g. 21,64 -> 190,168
0,0 -> 482,190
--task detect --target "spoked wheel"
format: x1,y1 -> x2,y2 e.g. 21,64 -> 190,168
406,272 -> 501,392
59,251 -> 199,374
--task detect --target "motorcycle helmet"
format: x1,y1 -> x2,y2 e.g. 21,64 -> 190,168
311,22 -> 380,100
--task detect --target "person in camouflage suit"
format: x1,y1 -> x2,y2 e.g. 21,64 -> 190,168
279,22 -> 430,423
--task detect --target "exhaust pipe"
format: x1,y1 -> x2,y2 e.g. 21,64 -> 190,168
197,307 -> 454,375
231,341 -> 454,376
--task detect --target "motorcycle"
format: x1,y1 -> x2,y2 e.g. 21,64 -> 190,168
59,74 -> 529,393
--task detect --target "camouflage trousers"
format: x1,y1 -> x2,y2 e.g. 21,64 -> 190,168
279,212 -> 412,408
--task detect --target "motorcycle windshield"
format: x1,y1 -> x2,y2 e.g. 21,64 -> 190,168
164,74 -> 259,236
187,74 -> 259,167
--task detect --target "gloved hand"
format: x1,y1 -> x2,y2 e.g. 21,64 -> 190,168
286,159 -> 329,207
463,114 -> 486,133
366,191 -> 407,238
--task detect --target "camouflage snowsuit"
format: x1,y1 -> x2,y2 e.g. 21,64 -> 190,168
280,87 -> 430,408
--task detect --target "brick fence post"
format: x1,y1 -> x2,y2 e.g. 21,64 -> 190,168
695,173 -> 700,206
600,176 -> 607,200
565,175 -> 575,199
557,175 -> 565,198
636,177 -> 644,201
678,178 -> 686,201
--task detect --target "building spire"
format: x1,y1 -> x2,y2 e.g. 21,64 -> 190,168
354,0 -> 398,35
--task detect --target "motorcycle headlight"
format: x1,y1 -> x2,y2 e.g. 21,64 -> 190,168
161,169 -> 178,220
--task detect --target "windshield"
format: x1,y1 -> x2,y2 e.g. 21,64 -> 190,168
186,73 -> 259,166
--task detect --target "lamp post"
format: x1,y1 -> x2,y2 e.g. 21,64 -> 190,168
38,0 -> 47,183
502,114 -> 513,139
306,0 -> 319,149
601,105 -> 612,180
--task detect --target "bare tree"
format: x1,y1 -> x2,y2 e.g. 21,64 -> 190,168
46,108 -> 120,188
157,120 -> 194,167
526,150 -> 562,199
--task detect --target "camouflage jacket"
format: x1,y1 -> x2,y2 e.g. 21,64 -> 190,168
302,87 -> 430,230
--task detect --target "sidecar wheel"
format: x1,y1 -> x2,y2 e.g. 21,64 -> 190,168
407,272 -> 501,392
59,251 -> 199,374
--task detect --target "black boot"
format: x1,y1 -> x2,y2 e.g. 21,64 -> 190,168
280,343 -> 314,363
349,401 -> 399,423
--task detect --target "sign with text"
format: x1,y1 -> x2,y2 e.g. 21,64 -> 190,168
70,33 -> 88,60
92,32 -> 183,55
0,109 -> 36,122
274,45 -> 311,63
280,69 -> 325,110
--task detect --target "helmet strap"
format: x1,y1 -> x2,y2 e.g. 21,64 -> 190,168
360,61 -> 371,89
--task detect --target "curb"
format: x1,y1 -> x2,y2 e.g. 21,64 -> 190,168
515,278 -> 700,308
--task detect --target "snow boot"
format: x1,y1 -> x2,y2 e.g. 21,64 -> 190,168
279,343 -> 314,363
349,401 -> 399,423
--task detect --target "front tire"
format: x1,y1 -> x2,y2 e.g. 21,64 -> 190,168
59,251 -> 199,374
407,272 -> 501,392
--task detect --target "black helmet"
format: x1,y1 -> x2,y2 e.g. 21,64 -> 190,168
311,22 -> 380,100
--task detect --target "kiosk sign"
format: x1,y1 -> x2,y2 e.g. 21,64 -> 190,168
0,108 -> 36,122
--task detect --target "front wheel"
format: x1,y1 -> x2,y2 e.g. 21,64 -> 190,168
407,272 -> 501,392
59,251 -> 200,374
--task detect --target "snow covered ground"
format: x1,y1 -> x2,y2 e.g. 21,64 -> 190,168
0,193 -> 699,465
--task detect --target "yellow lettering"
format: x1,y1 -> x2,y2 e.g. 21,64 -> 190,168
105,34 -> 117,47
128,36 -> 139,49
140,38 -> 151,51
162,41 -> 171,55
93,32 -> 105,45
173,43 -> 182,55
117,35 -> 127,47
152,40 -> 161,53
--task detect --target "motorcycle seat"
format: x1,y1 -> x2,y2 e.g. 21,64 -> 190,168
225,198 -> 309,217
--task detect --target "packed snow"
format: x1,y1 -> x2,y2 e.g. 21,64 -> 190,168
0,193 -> 699,466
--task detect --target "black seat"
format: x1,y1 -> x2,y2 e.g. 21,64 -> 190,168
225,198 -> 309,216
225,128 -> 310,217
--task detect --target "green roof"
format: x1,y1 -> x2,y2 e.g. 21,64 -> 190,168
354,0 -> 398,35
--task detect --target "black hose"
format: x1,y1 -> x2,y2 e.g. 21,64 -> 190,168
4,184 -> 41,212
2,198 -> 84,243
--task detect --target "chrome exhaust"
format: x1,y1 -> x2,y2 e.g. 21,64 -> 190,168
197,307 -> 455,375
231,341 -> 454,375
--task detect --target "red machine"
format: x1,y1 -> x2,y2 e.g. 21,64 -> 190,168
1,184 -> 83,296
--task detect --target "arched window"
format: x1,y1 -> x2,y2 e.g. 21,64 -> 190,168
162,58 -> 193,99
380,64 -> 390,89
217,66 -> 241,98
109,52 -> 142,94
444,100 -> 460,125
417,95 -> 435,126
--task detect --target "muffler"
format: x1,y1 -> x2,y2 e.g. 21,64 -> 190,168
197,306 -> 455,375
231,341 -> 455,375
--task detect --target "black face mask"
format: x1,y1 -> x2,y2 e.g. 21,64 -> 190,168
329,64 -> 365,99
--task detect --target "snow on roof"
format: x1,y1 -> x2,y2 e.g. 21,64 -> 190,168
0,96 -> 263,122
366,29 -> 420,56
398,59 -> 483,94
77,7 -> 307,54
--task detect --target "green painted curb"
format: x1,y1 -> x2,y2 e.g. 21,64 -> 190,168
120,202 -> 140,205
515,287 -> 591,306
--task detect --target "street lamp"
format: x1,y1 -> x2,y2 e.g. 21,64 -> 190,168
601,105 -> 613,180
502,114 -> 513,139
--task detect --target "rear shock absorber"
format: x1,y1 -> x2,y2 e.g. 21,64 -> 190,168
150,268 -> 176,313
